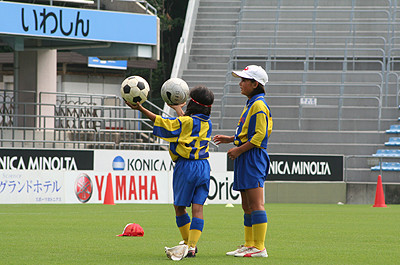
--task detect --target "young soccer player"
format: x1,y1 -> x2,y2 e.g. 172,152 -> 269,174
124,85 -> 214,260
213,65 -> 272,258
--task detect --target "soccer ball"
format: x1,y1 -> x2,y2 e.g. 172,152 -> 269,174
120,76 -> 150,105
161,78 -> 189,105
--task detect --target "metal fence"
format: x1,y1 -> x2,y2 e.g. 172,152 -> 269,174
0,89 -> 219,151
0,90 -> 163,150
344,155 -> 400,183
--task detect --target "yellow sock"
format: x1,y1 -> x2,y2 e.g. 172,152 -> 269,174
178,223 -> 190,244
252,223 -> 267,250
244,226 -> 254,247
188,229 -> 202,248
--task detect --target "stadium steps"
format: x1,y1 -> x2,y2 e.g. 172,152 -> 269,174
244,0 -> 391,8
179,0 -> 400,183
182,0 -> 242,131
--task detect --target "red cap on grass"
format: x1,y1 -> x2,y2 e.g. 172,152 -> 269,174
117,223 -> 144,237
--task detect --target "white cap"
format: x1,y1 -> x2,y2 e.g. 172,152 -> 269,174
232,65 -> 268,86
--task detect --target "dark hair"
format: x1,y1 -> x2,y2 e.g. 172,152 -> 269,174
185,85 -> 214,116
248,79 -> 265,98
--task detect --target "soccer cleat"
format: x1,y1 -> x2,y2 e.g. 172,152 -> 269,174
179,241 -> 198,254
226,245 -> 249,256
165,244 -> 189,260
186,247 -> 196,258
234,247 -> 268,257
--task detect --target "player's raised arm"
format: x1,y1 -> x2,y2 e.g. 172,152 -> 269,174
124,100 -> 156,122
168,102 -> 186,117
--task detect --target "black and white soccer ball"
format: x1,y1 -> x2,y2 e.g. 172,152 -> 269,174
161,78 -> 189,105
120,76 -> 150,105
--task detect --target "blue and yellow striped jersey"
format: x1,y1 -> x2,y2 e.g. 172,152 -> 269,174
234,93 -> 273,148
153,114 -> 212,161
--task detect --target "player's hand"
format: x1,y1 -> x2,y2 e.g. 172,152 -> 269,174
124,100 -> 141,110
168,102 -> 186,110
227,147 -> 241,160
213,135 -> 233,145
168,102 -> 186,116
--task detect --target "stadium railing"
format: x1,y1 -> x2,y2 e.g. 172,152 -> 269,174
345,154 -> 400,183
0,90 -> 161,150
0,89 -> 219,151
220,94 -> 382,131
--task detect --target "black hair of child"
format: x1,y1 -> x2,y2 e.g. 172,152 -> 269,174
248,80 -> 266,98
185,85 -> 214,116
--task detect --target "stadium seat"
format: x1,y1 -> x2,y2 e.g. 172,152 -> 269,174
373,149 -> 400,157
386,125 -> 400,134
385,137 -> 400,146
371,162 -> 400,171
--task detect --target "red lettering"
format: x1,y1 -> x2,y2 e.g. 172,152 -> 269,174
139,175 -> 147,200
116,175 -> 126,200
150,175 -> 158,200
95,175 -> 104,200
129,176 -> 137,200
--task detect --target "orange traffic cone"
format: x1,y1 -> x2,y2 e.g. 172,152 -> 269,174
103,173 -> 115,205
373,175 -> 387,207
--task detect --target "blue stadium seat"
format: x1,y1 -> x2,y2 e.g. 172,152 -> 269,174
371,162 -> 400,171
386,125 -> 400,134
373,149 -> 400,157
385,137 -> 400,146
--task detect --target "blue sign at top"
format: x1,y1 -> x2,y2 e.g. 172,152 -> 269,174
0,1 -> 157,45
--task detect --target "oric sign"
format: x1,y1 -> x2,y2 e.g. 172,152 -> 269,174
227,154 -> 343,181
0,2 -> 157,45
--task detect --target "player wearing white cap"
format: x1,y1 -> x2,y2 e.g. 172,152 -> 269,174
213,65 -> 272,258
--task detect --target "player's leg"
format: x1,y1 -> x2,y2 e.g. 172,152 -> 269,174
175,205 -> 190,245
235,187 -> 268,257
186,203 -> 203,257
226,191 -> 253,256
187,175 -> 209,257
246,187 -> 267,251
241,190 -> 255,248
173,159 -> 193,245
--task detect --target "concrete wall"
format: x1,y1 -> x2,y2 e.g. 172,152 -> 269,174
265,182 -> 400,204
347,183 -> 400,205
265,182 -> 347,204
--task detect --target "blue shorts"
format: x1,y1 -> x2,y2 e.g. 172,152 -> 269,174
233,147 -> 270,191
173,158 -> 210,207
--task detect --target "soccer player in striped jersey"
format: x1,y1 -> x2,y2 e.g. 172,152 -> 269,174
125,85 -> 214,260
213,65 -> 272,258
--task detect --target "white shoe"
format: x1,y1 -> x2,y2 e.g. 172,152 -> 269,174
165,244 -> 189,260
226,245 -> 249,256
234,247 -> 268,257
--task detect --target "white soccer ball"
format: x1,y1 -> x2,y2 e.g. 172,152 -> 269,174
161,78 -> 189,105
120,76 -> 150,105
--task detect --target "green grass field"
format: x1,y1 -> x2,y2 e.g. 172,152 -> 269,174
0,203 -> 399,264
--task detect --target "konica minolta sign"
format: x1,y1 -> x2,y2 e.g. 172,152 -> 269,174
0,149 -> 94,171
227,154 -> 343,181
